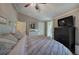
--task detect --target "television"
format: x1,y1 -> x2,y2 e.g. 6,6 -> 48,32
58,16 -> 75,27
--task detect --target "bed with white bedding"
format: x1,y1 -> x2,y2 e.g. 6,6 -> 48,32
0,32 -> 24,55
9,35 -> 72,55
0,34 -> 18,55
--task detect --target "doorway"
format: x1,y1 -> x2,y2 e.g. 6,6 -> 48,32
47,21 -> 53,38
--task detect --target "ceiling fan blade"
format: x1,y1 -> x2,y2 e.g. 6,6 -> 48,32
24,3 -> 31,7
40,3 -> 47,4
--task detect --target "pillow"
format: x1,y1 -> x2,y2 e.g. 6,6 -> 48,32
11,31 -> 23,40
0,16 -> 7,24
28,35 -> 46,40
0,34 -> 18,42
0,38 -> 16,44
0,38 -> 17,55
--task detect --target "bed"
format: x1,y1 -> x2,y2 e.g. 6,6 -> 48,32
8,35 -> 72,55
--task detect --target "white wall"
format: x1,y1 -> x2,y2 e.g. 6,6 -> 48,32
47,21 -> 53,38
18,13 -> 45,35
18,13 -> 39,35
0,3 -> 17,33
38,22 -> 45,35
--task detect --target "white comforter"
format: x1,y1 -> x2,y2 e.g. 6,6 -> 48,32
9,35 -> 72,55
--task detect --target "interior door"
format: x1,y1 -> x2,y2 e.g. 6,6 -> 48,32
47,21 -> 53,38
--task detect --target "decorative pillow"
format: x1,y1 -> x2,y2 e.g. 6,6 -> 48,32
0,38 -> 17,55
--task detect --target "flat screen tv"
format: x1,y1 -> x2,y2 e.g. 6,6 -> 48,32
58,16 -> 75,27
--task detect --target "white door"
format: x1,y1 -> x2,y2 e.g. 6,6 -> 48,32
47,21 -> 53,38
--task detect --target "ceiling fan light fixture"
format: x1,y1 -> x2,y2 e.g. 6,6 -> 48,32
35,4 -> 39,10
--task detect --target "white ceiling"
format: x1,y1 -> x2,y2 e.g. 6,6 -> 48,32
13,3 -> 79,21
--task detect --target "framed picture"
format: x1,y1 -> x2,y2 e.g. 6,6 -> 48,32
30,23 -> 36,29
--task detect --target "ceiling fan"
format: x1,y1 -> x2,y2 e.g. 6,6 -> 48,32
24,3 -> 46,11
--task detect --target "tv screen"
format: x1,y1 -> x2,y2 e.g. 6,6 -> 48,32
58,16 -> 75,27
